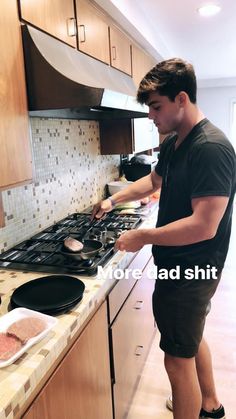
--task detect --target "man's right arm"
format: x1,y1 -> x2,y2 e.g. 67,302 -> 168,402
92,171 -> 162,219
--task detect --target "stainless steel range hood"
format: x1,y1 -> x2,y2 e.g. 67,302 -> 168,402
22,25 -> 148,120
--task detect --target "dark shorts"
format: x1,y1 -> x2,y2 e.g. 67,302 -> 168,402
152,272 -> 222,358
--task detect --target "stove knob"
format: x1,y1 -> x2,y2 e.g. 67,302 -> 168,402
89,234 -> 99,240
100,228 -> 107,238
106,236 -> 116,246
82,259 -> 94,267
114,229 -> 123,238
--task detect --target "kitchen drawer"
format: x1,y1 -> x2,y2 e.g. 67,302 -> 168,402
111,296 -> 143,419
111,258 -> 156,418
131,264 -> 156,348
108,245 -> 152,324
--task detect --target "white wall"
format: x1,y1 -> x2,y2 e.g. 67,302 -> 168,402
197,85 -> 236,146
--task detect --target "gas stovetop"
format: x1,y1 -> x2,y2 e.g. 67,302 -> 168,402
0,213 -> 142,275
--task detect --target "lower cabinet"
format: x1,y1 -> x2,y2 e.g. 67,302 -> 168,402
23,301 -> 113,419
109,251 -> 156,419
23,249 -> 156,419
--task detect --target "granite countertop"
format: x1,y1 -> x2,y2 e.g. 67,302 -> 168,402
0,208 -> 158,419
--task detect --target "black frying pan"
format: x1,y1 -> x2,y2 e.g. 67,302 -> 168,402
61,239 -> 103,260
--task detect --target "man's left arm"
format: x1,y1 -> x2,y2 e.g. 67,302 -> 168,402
116,141 -> 235,252
115,195 -> 229,252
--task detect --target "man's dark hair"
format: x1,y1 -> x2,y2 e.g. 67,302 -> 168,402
137,58 -> 197,104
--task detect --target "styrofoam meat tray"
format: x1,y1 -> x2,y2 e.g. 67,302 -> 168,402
0,307 -> 58,368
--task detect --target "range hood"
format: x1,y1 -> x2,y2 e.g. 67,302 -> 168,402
22,25 -> 148,120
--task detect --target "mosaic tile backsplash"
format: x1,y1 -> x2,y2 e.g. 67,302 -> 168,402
0,118 -> 120,252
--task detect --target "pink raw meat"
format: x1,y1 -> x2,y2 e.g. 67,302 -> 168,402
64,237 -> 84,252
0,332 -> 22,360
7,317 -> 46,344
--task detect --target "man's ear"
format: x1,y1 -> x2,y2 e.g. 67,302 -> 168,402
178,91 -> 188,107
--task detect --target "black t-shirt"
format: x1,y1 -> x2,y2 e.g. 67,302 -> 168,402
153,118 -> 236,270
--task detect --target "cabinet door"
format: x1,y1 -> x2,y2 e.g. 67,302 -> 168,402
133,118 -> 158,153
100,119 -> 133,154
0,0 -> 32,189
99,118 -> 157,154
75,0 -> 110,64
109,26 -> 132,75
132,44 -> 156,88
108,245 -> 152,324
132,259 -> 156,350
112,258 -> 156,419
19,0 -> 76,47
23,302 -> 112,419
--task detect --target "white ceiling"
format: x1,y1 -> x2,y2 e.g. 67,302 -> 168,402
96,0 -> 236,87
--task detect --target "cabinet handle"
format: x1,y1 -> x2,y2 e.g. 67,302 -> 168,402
134,345 -> 144,356
79,24 -> 86,43
112,46 -> 116,60
67,18 -> 77,37
133,300 -> 143,310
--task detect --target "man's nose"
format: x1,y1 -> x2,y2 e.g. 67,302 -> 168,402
148,109 -> 154,120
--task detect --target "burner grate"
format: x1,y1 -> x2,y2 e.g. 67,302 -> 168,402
0,213 -> 142,275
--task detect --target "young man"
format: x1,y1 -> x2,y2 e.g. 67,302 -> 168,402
92,58 -> 236,419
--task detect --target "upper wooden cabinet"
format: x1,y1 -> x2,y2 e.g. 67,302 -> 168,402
132,44 -> 156,88
100,118 -> 158,154
75,0 -> 110,64
109,25 -> 132,75
19,0 -> 76,47
0,0 -> 32,189
19,0 -> 156,83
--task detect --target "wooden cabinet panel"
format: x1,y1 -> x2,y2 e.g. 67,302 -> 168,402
100,118 -> 157,154
112,302 -> 143,419
111,256 -> 156,419
108,245 -> 152,323
100,119 -> 133,154
75,0 -> 110,64
132,44 -> 156,88
109,26 -> 132,75
0,193 -> 5,228
133,260 -> 156,349
23,302 -> 112,419
19,0 -> 76,47
0,0 -> 32,189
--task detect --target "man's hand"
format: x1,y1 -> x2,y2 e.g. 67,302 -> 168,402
92,198 -> 113,219
115,229 -> 145,252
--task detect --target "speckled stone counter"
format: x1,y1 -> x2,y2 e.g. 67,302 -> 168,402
0,210 -> 158,419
